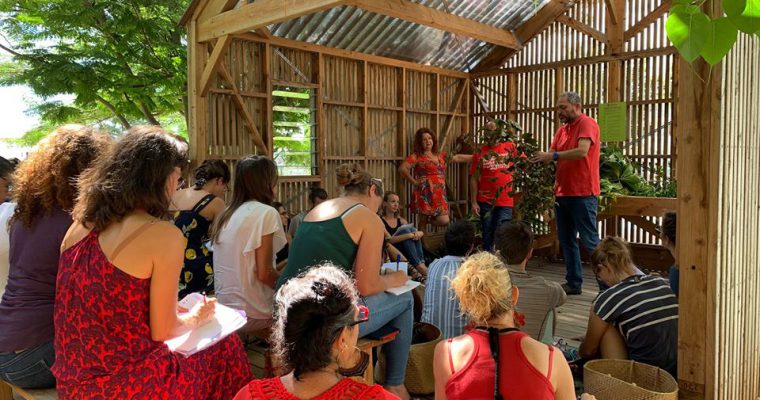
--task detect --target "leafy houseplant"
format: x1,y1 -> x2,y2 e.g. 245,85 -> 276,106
599,146 -> 677,210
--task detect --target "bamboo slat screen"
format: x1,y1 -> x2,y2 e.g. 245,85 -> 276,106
473,0 -> 675,246
715,33 -> 760,400
203,36 -> 469,219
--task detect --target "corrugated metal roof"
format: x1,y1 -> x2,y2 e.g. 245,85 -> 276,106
270,0 -> 550,71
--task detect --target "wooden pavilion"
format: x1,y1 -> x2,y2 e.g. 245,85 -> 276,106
181,1 -> 760,398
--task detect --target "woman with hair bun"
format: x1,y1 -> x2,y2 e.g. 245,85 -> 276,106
579,236 -> 678,377
172,159 -> 230,298
276,163 -> 413,400
235,263 -> 398,399
433,252 -> 582,400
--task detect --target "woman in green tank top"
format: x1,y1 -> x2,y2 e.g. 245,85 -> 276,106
276,163 -> 413,400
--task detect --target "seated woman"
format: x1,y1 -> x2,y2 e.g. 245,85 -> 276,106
53,126 -> 251,398
0,125 -> 108,389
579,236 -> 678,377
172,159 -> 230,298
235,264 -> 398,400
212,156 -> 286,333
276,163 -> 411,400
433,252 -> 582,400
271,201 -> 291,270
659,211 -> 678,297
379,191 -> 427,278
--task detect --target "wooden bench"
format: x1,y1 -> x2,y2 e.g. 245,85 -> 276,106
0,380 -> 57,400
355,332 -> 398,385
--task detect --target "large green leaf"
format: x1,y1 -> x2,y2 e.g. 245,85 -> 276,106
701,17 -> 739,65
724,0 -> 747,17
728,0 -> 760,34
666,7 -> 711,62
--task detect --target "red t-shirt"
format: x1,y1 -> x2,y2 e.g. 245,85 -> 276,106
550,114 -> 601,197
469,142 -> 517,207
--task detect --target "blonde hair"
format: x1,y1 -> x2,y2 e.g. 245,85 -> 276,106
335,163 -> 383,196
451,252 -> 513,325
591,236 -> 634,274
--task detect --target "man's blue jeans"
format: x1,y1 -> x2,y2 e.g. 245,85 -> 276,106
478,202 -> 513,252
0,340 -> 56,389
359,291 -> 413,386
555,196 -> 600,290
394,225 -> 425,267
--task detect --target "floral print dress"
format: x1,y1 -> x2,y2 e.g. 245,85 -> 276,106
173,194 -> 215,299
405,152 -> 449,217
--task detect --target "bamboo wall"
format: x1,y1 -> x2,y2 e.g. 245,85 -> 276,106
713,32 -> 760,400
472,0 -> 676,247
201,35 -> 469,219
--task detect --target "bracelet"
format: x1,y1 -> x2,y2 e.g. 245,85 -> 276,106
552,151 -> 559,161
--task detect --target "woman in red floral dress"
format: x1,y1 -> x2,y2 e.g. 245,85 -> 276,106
52,126 -> 251,399
399,127 -> 472,231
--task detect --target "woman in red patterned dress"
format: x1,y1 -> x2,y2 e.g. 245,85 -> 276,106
234,263 -> 398,400
52,126 -> 252,399
399,128 -> 472,232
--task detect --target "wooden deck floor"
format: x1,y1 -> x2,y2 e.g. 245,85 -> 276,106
526,259 -> 599,348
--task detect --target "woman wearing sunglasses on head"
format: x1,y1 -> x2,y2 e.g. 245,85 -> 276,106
235,264 -> 398,399
276,163 -> 412,400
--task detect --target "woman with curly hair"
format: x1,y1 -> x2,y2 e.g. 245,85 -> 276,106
52,126 -> 251,399
433,252 -> 583,400
171,159 -> 230,299
235,263 -> 398,399
399,127 -> 472,231
0,125 -> 109,389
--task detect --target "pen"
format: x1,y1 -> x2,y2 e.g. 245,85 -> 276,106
396,255 -> 400,272
201,291 -> 207,305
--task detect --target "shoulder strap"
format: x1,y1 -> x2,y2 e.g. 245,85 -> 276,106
110,220 -> 157,261
339,203 -> 364,218
546,345 -> 554,379
447,338 -> 455,374
192,194 -> 217,213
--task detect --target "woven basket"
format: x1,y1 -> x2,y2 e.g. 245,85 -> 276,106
375,322 -> 442,395
584,359 -> 678,400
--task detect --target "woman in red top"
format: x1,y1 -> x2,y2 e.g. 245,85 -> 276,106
433,252 -> 593,400
399,128 -> 471,231
234,263 -> 398,400
52,126 -> 251,399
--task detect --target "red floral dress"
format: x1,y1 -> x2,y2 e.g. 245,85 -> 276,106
233,377 -> 399,400
405,152 -> 449,216
52,231 -> 252,399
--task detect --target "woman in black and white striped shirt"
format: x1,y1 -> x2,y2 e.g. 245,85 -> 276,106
578,236 -> 678,377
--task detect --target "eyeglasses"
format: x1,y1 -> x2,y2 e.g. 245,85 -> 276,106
347,305 -> 370,327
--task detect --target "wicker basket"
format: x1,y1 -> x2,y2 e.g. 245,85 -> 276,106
375,322 -> 442,395
584,359 -> 678,400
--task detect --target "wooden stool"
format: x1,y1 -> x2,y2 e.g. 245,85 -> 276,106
355,332 -> 398,385
0,380 -> 58,400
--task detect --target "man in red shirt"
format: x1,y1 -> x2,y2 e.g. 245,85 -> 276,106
532,92 -> 600,295
470,125 -> 517,251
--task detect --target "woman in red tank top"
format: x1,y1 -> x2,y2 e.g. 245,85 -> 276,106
432,252 -> 594,400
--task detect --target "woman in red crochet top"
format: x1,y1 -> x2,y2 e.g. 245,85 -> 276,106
234,263 -> 398,400
432,252 -> 596,400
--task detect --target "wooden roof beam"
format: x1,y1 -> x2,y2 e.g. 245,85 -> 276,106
197,0 -> 349,42
472,0 -> 575,73
348,0 -> 520,49
199,35 -> 232,97
557,14 -> 607,45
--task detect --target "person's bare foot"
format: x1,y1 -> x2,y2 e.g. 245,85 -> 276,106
384,384 -> 410,400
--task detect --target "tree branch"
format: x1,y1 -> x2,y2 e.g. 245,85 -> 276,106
94,95 -> 131,129
138,101 -> 160,125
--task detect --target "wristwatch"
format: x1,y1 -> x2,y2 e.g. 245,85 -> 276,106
552,151 -> 559,161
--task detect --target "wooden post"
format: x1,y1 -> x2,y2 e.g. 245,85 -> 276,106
675,0 -> 723,397
187,19 -> 209,166
605,0 -> 624,103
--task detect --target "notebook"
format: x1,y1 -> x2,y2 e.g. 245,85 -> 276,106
165,293 -> 247,357
385,279 -> 422,296
380,261 -> 420,295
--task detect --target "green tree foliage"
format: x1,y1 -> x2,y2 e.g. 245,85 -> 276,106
0,0 -> 190,142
